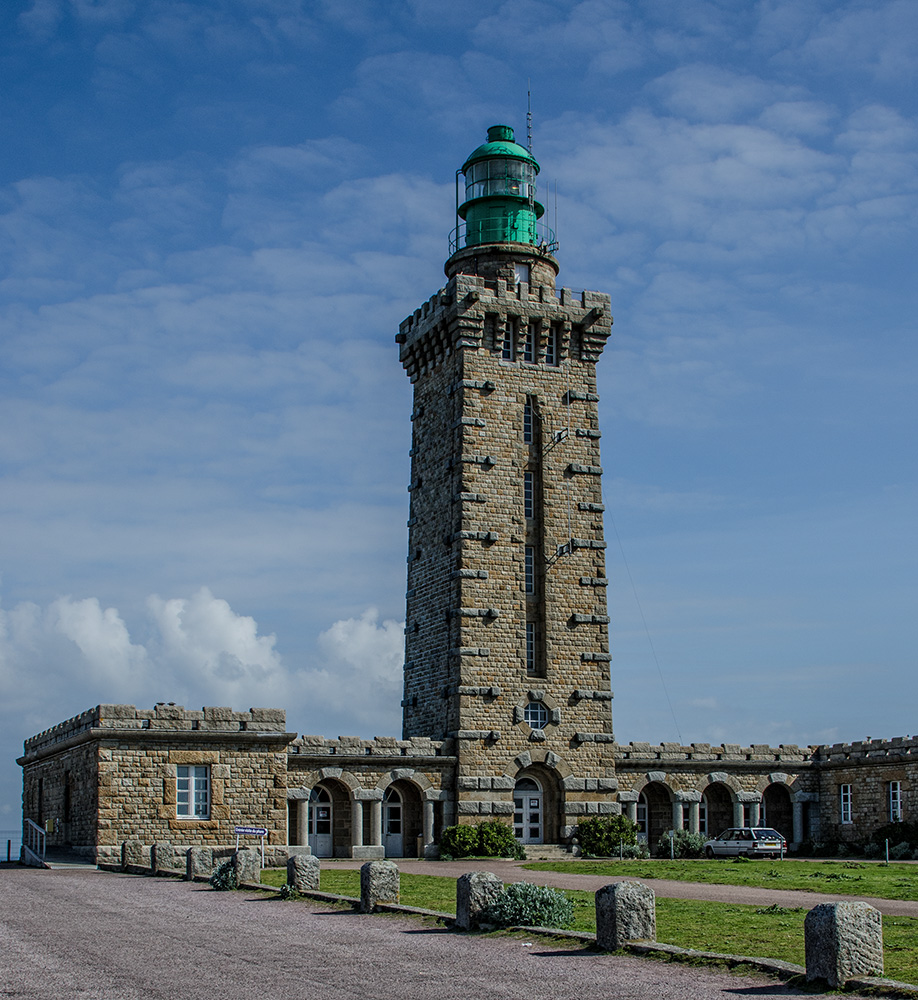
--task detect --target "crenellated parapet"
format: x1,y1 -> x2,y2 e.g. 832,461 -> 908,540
22,703 -> 288,758
289,734 -> 455,760
614,742 -> 817,765
813,735 -> 918,764
397,273 -> 611,382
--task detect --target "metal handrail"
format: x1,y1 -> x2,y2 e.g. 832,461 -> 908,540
23,818 -> 46,860
448,220 -> 558,256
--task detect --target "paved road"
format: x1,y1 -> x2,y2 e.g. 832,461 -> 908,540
0,866 -> 877,1000
323,859 -> 918,918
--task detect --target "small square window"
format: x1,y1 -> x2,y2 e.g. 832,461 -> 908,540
524,471 -> 534,519
524,701 -> 548,730
524,546 -> 535,594
177,765 -> 210,819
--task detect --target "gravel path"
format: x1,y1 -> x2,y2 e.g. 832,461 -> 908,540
0,866 -> 879,1000
323,858 -> 918,917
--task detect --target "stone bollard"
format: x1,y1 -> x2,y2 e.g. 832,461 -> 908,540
121,840 -> 148,872
287,853 -> 320,892
151,842 -> 176,874
233,847 -> 261,886
186,846 -> 214,880
456,871 -> 503,931
595,881 -> 656,950
360,860 -> 400,913
805,901 -> 884,988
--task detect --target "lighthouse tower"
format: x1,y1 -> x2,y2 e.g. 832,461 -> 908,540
397,126 -> 617,844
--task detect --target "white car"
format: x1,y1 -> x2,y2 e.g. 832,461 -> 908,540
703,827 -> 786,859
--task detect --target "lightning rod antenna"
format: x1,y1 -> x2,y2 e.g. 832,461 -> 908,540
527,79 -> 533,154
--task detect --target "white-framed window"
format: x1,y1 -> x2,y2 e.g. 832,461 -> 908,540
545,324 -> 560,366
514,262 -> 530,287
698,800 -> 707,836
525,621 -> 536,675
176,765 -> 210,819
501,319 -> 515,361
524,545 -> 535,593
524,471 -> 534,519
524,701 -> 548,729
523,402 -> 533,443
523,322 -> 537,362
889,781 -> 903,822
840,784 -> 853,824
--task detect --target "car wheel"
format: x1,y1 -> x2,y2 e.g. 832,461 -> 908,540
705,847 -> 715,859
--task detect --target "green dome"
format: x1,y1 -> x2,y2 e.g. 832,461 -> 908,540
461,124 -> 540,175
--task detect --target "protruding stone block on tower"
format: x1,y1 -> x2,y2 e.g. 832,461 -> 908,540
456,870 -> 503,930
805,901 -> 883,987
360,859 -> 400,912
595,881 -> 656,950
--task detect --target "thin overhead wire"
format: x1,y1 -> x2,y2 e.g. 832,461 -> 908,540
607,510 -> 684,745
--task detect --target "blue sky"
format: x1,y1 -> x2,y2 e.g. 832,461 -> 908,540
1,0 -> 916,821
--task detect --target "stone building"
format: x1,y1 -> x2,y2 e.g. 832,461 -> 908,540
19,126 -> 916,863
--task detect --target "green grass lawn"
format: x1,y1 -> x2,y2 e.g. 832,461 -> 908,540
261,867 -> 918,983
523,858 -> 918,900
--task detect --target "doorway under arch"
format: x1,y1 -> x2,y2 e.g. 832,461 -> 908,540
307,780 -> 351,858
514,777 -> 543,845
701,782 -> 733,839
762,783 -> 793,840
383,780 -> 423,857
637,782 -> 671,851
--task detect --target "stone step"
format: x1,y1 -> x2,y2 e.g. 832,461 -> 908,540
521,845 -> 578,861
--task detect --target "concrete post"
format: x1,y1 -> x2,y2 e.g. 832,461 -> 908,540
422,799 -> 434,855
360,860 -> 400,912
456,871 -> 503,931
792,800 -> 804,845
687,800 -> 700,835
624,801 -> 637,825
749,799 -> 761,827
351,799 -> 364,851
287,853 -> 320,892
296,798 -> 309,847
805,902 -> 884,988
733,800 -> 745,827
370,799 -> 383,847
671,800 -> 683,832
595,882 -> 656,950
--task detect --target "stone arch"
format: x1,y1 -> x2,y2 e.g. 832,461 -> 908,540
303,774 -> 354,858
693,770 -> 743,795
375,767 -> 434,796
500,747 -> 574,781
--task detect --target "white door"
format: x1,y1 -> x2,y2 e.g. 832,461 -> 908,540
513,778 -> 543,845
383,787 -> 403,857
308,786 -> 333,857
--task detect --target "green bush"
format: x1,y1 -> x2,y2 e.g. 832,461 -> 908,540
576,815 -> 638,857
477,820 -> 526,860
439,821 -> 524,860
209,859 -> 237,891
871,821 -> 918,850
485,882 -> 573,929
890,840 -> 912,860
656,829 -> 706,859
621,842 -> 650,859
440,825 -> 480,859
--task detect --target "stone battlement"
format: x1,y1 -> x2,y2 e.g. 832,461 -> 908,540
289,734 -> 454,759
813,735 -> 918,762
614,741 -> 817,764
23,703 -> 288,754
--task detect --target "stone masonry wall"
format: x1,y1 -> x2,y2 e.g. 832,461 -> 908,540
19,704 -> 295,856
813,737 -> 918,843
399,248 -> 616,832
